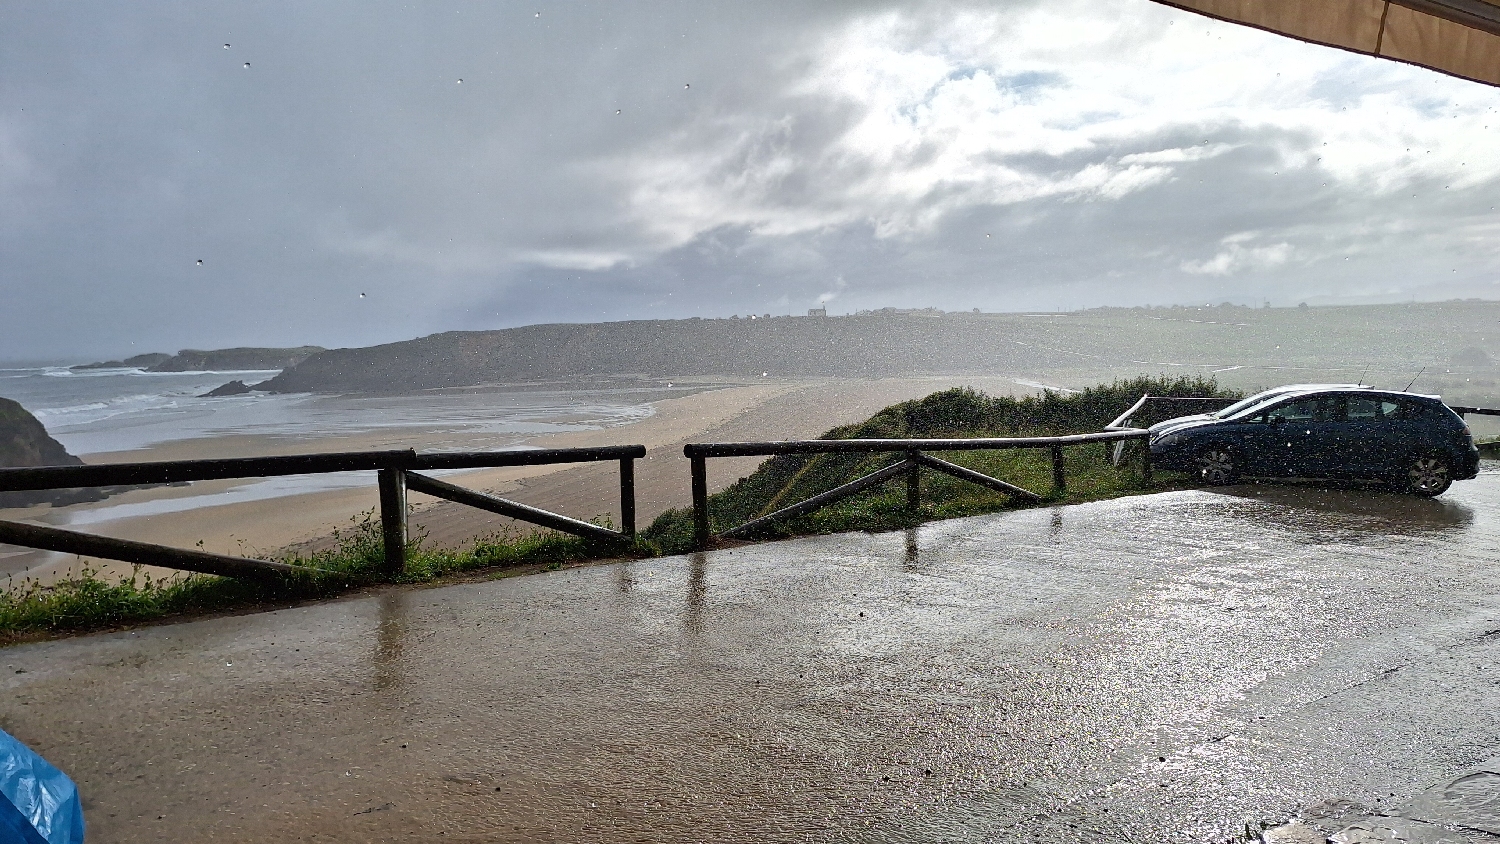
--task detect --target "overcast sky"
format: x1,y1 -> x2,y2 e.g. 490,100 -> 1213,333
3,0 -> 1498,362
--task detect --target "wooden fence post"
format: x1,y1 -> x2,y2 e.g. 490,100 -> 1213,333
619,457 -> 636,537
1050,445 -> 1066,494
1139,441 -> 1153,485
905,451 -> 921,510
377,468 -> 407,575
691,454 -> 709,550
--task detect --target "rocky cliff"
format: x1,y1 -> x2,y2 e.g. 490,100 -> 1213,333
0,397 -> 86,508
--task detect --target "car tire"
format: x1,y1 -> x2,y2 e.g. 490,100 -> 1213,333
1195,445 -> 1239,486
1405,454 -> 1452,497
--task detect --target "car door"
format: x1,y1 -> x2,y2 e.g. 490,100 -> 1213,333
1260,395 -> 1342,477
1229,401 -> 1298,476
1342,395 -> 1404,477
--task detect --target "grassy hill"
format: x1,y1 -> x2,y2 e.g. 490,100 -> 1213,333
256,301 -> 1500,401
643,376 -> 1237,553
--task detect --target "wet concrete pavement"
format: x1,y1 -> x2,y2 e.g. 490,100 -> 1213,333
5,471 -> 1500,842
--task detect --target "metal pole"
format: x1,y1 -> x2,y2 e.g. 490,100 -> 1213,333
377,468 -> 407,575
1051,445 -> 1066,494
691,454 -> 709,550
619,457 -> 636,537
906,451 -> 921,510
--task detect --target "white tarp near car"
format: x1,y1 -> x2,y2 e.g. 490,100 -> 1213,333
1152,0 -> 1500,87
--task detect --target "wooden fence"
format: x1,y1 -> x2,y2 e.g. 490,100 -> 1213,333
3,395 -> 1496,580
0,446 -> 644,581
682,430 -> 1151,550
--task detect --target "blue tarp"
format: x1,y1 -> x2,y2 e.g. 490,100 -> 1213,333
0,728 -> 84,844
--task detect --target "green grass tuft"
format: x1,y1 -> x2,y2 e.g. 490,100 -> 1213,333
0,512 -> 640,643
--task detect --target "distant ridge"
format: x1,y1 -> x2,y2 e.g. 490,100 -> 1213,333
74,346 -> 325,372
258,314 -> 1059,393
258,301 -> 1500,395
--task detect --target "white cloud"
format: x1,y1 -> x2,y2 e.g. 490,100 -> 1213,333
512,248 -> 631,272
1181,235 -> 1294,275
603,1 -> 1500,266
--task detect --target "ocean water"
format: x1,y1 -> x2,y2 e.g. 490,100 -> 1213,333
0,367 -> 673,561
0,365 -> 659,456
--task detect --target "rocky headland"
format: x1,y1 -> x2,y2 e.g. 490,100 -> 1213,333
0,396 -> 95,508
73,346 -> 325,373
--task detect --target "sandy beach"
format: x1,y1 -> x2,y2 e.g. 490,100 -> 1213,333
0,376 -> 1042,584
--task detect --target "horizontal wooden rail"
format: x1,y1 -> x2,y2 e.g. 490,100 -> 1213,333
687,430 -> 1150,549
684,430 -> 1146,460
0,445 -> 649,492
0,450 -> 418,492
0,445 -> 645,580
411,445 -> 644,470
1451,406 -> 1500,417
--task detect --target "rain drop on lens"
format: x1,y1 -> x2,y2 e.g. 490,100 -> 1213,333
243,62 -> 250,68
222,44 -> 230,49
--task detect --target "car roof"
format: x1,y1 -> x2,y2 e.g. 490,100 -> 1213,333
1264,386 -> 1442,402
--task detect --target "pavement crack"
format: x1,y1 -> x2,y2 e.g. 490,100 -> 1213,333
1303,665 -> 1404,706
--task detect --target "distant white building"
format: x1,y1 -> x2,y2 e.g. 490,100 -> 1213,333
807,307 -> 827,317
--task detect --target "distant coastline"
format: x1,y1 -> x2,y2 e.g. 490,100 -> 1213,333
72,346 -> 324,373
258,301 -> 1500,396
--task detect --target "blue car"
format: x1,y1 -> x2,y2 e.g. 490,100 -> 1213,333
1148,386 -> 1480,496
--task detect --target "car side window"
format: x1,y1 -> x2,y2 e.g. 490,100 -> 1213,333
1397,401 -> 1430,420
1348,397 -> 1401,421
1267,396 -> 1336,423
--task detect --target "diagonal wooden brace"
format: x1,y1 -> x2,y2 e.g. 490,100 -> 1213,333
722,459 -> 915,539
403,472 -> 628,546
910,452 -> 1044,503
0,519 -> 321,581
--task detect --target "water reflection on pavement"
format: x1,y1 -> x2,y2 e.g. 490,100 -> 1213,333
4,472 -> 1500,842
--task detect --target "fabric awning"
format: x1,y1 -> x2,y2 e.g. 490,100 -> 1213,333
1152,0 -> 1500,86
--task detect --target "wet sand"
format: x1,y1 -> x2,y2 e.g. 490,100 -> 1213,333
1,376 -> 1036,582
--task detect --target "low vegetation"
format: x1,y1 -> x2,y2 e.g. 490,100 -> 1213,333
0,517 -> 624,643
1,376 -> 1236,642
642,375 -> 1236,553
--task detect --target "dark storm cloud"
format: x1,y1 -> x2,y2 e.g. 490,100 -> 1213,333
1,0 -> 1497,361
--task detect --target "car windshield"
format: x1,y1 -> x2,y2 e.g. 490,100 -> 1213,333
1212,389 -> 1299,419
1219,393 -> 1314,421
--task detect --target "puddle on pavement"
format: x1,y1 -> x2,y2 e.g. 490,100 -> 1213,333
4,479 -> 1500,842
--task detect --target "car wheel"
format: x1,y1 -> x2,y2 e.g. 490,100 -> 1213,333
1195,445 -> 1238,486
1406,455 -> 1452,497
